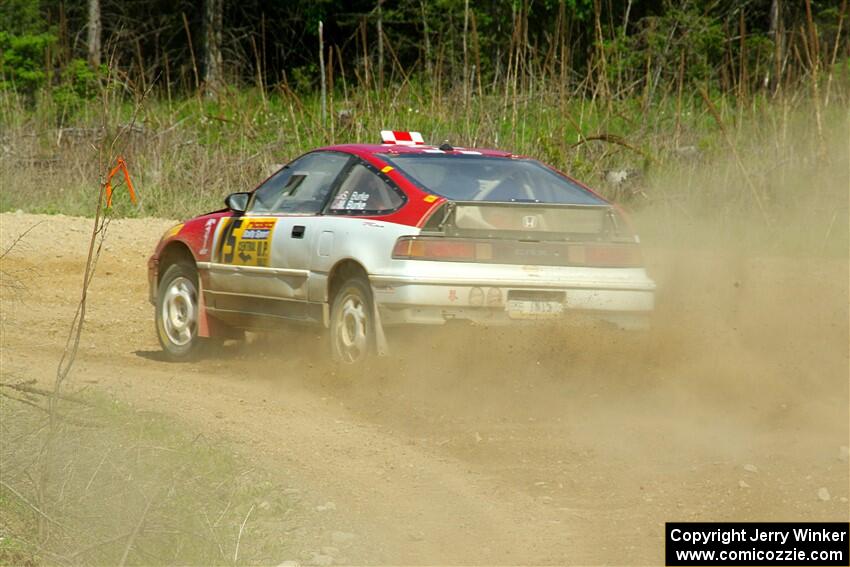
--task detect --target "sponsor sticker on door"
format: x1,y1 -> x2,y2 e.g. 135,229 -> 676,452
220,218 -> 277,267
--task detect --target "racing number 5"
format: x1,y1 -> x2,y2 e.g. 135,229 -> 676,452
219,218 -> 242,264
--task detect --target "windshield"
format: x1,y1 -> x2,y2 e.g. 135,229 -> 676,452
383,155 -> 605,205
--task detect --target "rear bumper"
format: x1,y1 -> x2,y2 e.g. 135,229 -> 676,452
369,268 -> 655,329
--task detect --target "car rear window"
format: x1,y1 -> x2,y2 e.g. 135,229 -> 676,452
383,155 -> 605,205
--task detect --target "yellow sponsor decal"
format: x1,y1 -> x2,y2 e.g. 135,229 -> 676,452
380,165 -> 394,173
423,194 -> 438,203
163,223 -> 184,239
220,218 -> 277,267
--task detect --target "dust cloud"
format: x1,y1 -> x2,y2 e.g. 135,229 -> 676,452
222,114 -> 849,562
224,230 -> 848,562
1,111 -> 847,565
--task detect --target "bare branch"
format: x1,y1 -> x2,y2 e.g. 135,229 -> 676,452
118,496 -> 153,567
0,221 -> 43,260
0,381 -> 91,405
233,503 -> 255,564
0,479 -> 64,528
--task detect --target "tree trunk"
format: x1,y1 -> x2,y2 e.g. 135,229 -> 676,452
768,0 -> 783,94
319,20 -> 327,126
462,0 -> 469,106
87,0 -> 101,68
204,0 -> 223,96
421,1 -> 432,77
377,0 -> 384,93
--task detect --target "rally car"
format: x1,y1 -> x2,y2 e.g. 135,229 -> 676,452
148,131 -> 655,364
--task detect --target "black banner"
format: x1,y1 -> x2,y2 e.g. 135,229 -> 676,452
666,522 -> 849,566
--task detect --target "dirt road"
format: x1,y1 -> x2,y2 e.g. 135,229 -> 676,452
1,211 -> 848,565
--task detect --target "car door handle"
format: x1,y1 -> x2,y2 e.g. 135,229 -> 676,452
291,225 -> 305,239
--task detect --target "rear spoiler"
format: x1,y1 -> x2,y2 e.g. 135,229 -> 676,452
426,201 -> 630,241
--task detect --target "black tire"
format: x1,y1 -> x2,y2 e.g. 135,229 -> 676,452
329,276 -> 375,365
155,263 -> 206,361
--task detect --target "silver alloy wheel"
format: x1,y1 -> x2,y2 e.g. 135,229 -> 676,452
161,275 -> 197,347
334,291 -> 369,363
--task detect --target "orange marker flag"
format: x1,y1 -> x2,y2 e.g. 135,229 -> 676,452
104,156 -> 138,207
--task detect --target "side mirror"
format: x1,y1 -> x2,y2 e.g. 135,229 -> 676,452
225,192 -> 250,214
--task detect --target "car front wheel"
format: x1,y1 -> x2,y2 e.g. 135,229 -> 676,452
329,277 -> 375,365
156,263 -> 204,361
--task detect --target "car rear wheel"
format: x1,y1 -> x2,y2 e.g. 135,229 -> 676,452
329,277 -> 375,365
156,263 -> 205,361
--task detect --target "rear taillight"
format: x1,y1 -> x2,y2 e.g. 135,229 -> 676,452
392,237 -> 492,261
392,237 -> 642,267
575,244 -> 643,267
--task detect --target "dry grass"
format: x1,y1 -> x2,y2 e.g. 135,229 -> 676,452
0,391 -> 298,565
0,80 -> 847,227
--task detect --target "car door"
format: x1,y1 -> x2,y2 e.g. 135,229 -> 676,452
267,152 -> 353,283
205,151 -> 351,321
306,161 -> 407,299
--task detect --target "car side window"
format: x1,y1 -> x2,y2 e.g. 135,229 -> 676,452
250,162 -> 298,213
328,163 -> 404,214
250,152 -> 350,214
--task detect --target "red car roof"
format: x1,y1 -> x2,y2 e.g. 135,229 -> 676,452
317,143 -> 516,159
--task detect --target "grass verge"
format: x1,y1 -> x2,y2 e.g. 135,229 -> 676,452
0,390 -> 297,565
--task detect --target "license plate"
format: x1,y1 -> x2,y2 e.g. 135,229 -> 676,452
506,299 -> 564,319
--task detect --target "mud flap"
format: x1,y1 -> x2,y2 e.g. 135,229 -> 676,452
372,300 -> 389,356
197,280 -> 211,338
197,281 -> 241,340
